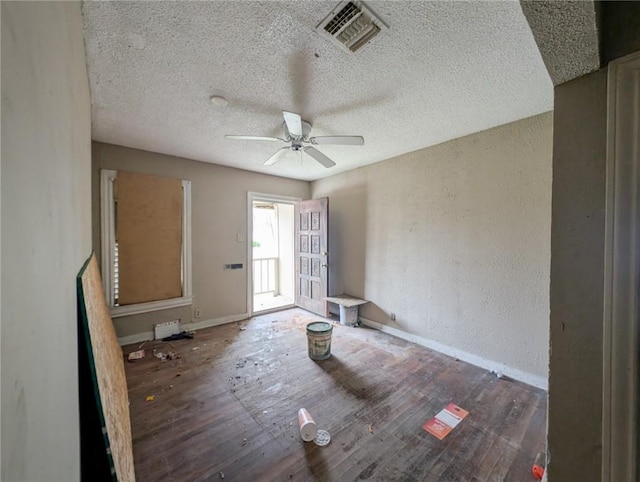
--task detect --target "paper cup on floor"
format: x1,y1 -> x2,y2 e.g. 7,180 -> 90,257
297,408 -> 317,442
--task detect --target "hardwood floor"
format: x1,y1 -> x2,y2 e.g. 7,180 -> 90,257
123,309 -> 546,481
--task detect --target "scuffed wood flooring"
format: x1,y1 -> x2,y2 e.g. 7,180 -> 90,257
124,308 -> 546,481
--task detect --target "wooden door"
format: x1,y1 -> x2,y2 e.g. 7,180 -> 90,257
295,198 -> 329,317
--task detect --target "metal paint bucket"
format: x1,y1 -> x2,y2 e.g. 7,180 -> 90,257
306,322 -> 332,360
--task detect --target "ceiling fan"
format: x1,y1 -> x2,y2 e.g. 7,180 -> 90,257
225,111 -> 364,168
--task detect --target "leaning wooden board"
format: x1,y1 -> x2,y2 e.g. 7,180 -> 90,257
78,253 -> 135,481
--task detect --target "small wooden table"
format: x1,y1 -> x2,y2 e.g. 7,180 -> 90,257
324,295 -> 369,326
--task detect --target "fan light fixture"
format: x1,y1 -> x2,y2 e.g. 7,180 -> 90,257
225,111 -> 364,169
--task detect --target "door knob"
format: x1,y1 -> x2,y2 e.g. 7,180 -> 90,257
322,251 -> 328,256
321,263 -> 328,268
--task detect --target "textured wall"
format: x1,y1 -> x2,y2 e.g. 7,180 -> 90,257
548,69 -> 608,481
1,2 -> 92,479
92,143 -> 310,338
312,113 -> 552,382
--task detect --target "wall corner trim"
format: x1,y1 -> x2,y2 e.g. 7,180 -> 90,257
182,313 -> 250,332
117,331 -> 155,347
359,317 -> 548,390
601,50 -> 640,482
117,313 -> 250,346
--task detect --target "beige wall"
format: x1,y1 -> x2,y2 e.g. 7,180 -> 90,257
92,143 -> 310,338
1,2 -> 92,480
547,69 -> 607,481
312,113 -> 552,384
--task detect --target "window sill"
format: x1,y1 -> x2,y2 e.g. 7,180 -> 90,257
110,296 -> 193,318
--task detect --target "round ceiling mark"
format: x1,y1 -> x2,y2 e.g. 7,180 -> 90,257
210,96 -> 229,107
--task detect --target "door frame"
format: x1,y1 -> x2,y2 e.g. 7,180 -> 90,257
602,50 -> 640,482
247,192 -> 301,316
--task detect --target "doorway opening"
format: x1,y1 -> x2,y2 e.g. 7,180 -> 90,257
249,194 -> 298,314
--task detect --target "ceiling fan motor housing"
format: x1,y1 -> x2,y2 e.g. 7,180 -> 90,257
283,120 -> 312,141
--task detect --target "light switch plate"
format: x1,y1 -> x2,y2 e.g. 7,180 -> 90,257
236,233 -> 245,242
224,263 -> 244,270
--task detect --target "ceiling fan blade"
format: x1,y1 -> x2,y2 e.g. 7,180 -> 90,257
264,147 -> 290,166
310,136 -> 364,146
282,111 -> 303,138
225,135 -> 283,142
304,147 -> 336,168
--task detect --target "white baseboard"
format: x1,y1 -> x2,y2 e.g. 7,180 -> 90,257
118,313 -> 250,346
182,312 -> 250,332
118,331 -> 154,347
359,317 -> 548,390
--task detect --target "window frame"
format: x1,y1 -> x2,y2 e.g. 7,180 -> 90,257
100,169 -> 193,318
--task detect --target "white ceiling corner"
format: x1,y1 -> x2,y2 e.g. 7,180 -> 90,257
82,1 -> 553,181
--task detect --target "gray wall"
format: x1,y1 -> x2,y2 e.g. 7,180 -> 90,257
312,113 -> 552,385
92,142 -> 310,338
1,2 -> 92,480
547,68 -> 608,481
599,1 -> 640,65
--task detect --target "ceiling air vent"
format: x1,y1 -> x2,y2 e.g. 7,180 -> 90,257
317,1 -> 389,54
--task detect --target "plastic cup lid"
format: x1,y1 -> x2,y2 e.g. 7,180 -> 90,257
314,429 -> 331,446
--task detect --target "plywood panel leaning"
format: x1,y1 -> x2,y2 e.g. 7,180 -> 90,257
78,253 -> 136,481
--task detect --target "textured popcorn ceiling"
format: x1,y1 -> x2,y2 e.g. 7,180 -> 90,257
83,1 -> 553,181
520,0 -> 600,86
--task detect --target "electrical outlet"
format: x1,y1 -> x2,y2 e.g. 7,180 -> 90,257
390,313 -> 396,321
194,309 -> 201,319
